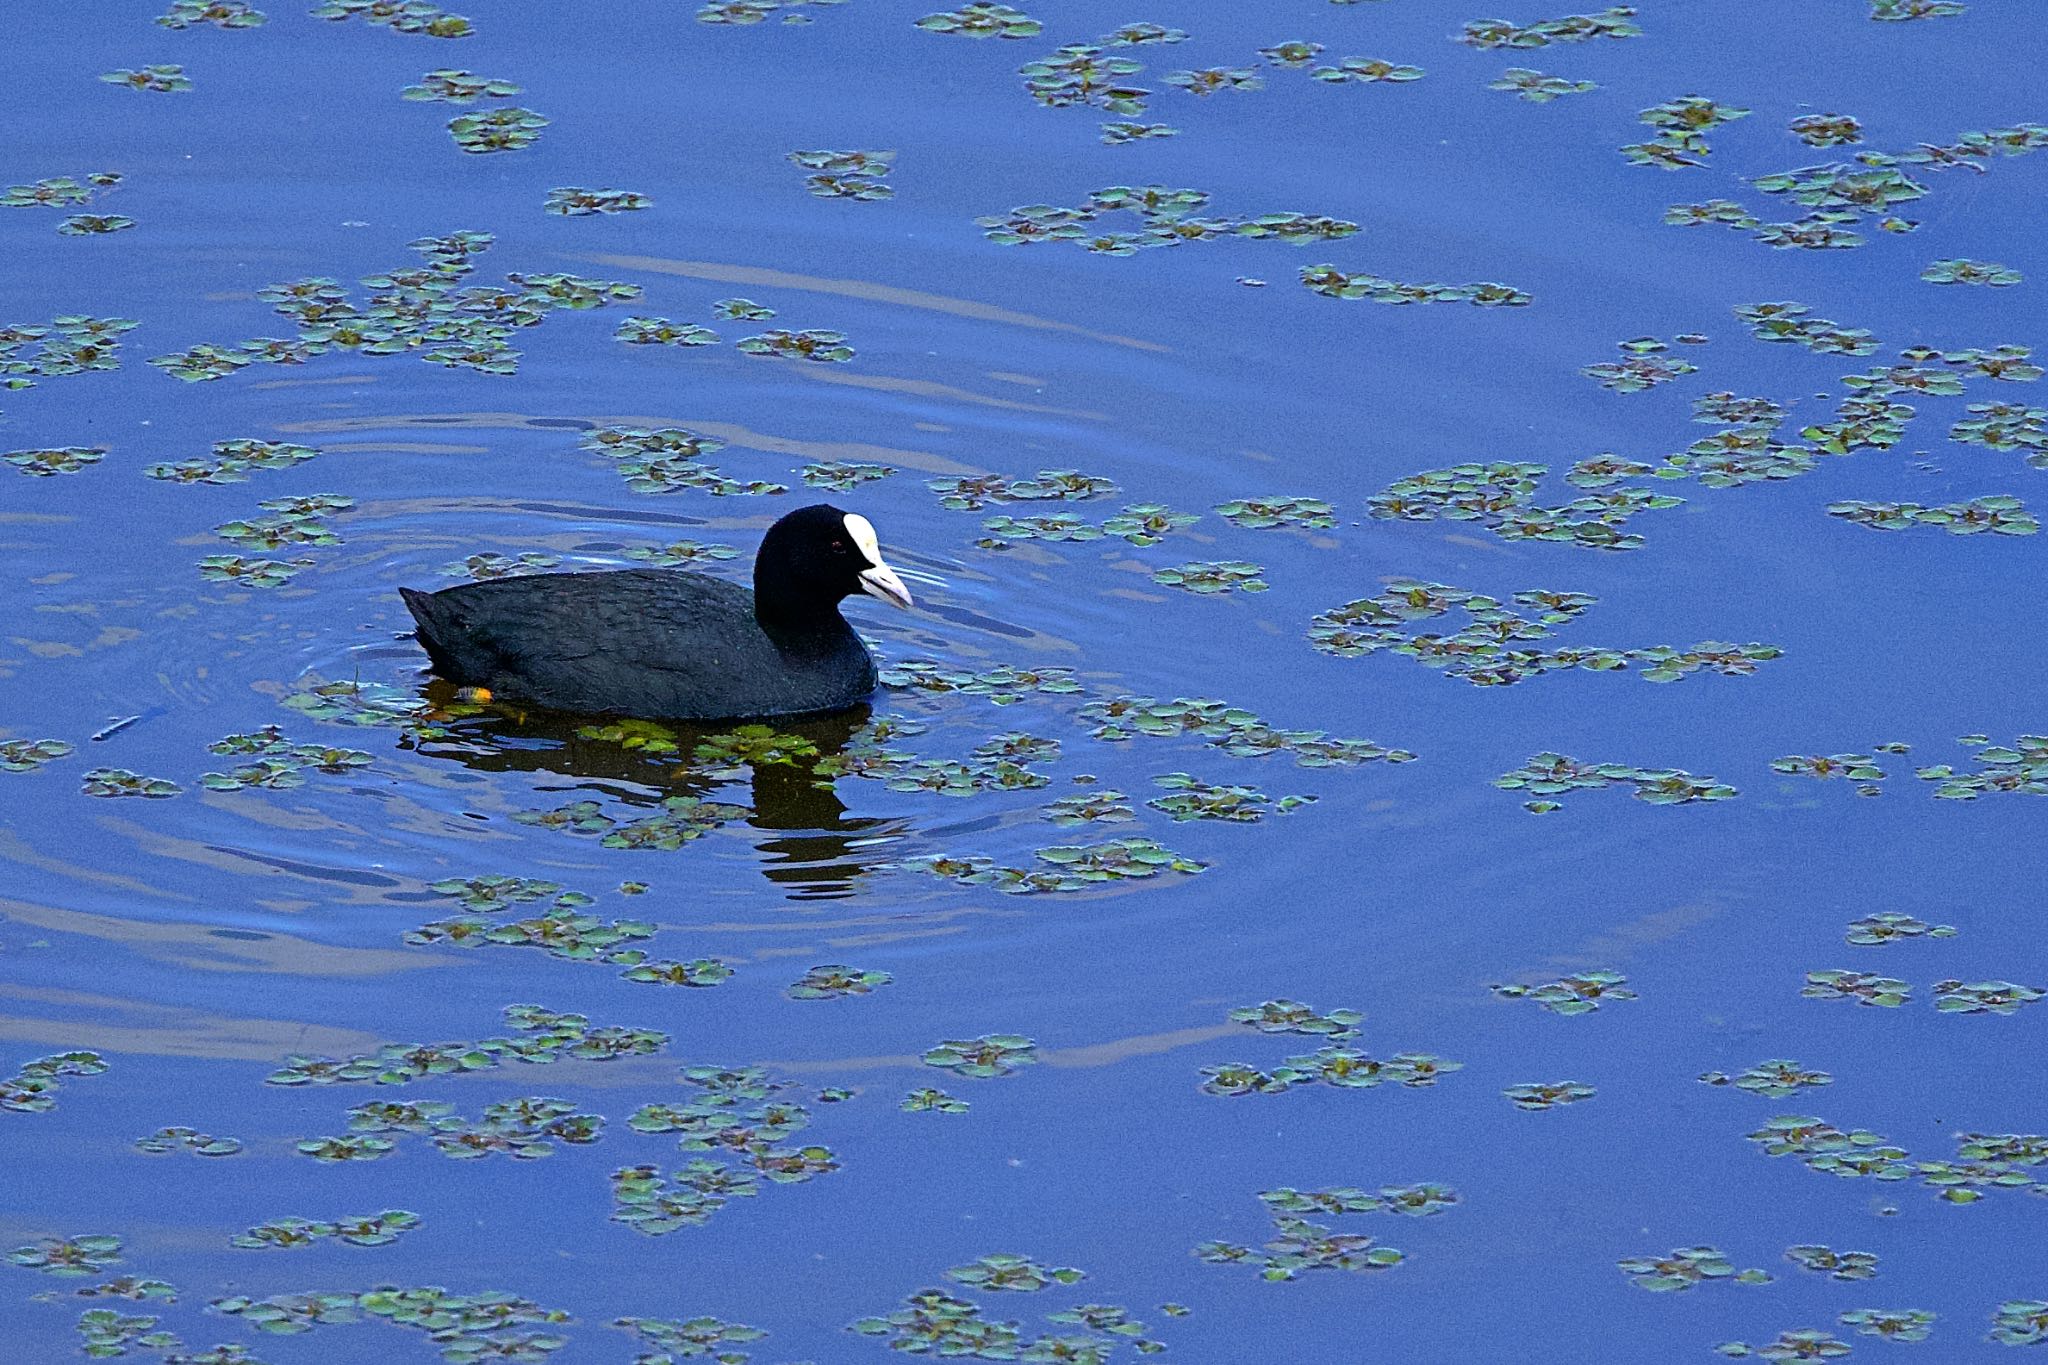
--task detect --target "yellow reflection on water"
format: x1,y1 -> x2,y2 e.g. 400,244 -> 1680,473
277,411 -> 983,477
0,983 -> 385,1060
577,253 -> 1170,354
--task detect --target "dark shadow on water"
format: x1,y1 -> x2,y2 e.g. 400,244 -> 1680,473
408,682 -> 901,902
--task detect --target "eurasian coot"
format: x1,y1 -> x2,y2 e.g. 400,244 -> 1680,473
400,504 -> 913,720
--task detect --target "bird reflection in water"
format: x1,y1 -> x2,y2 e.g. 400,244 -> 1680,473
406,681 -> 902,901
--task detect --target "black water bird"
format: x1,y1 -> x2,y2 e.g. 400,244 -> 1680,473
400,504 -> 914,720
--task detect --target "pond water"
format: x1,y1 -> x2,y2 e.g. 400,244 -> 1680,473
4,0 -> 2047,1360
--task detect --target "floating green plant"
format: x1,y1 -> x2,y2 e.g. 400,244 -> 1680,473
851,1292 -> 1024,1356
1230,999 -> 1361,1038
0,738 -> 73,771
1259,40 -> 1323,68
691,724 -> 819,777
901,1088 -> 969,1113
2,1051 -> 107,1113
917,2 -> 1040,38
923,1035 -> 1038,1078
402,68 -> 518,101
439,552 -> 564,581
1165,67 -> 1263,96
57,214 -> 135,235
101,65 -> 192,92
407,906 -> 655,962
1151,773 -> 1311,822
800,460 -> 892,493
1312,583 -> 1775,686
880,658 -> 1083,704
1300,264 -> 1530,306
136,1126 -> 243,1157
1503,1081 -> 1596,1109
798,162 -> 894,200
1771,751 -> 1890,797
1699,1060 -> 1832,1099
621,958 -> 733,988
1094,505 -> 1200,546
427,875 -> 587,913
1078,694 -> 1411,769
616,316 -> 720,347
787,965 -> 892,999
1311,57 -> 1425,84
977,512 -> 1103,548
1490,67 -> 1595,100
81,768 -> 180,799
1152,560 -> 1267,594
545,186 -> 650,216
425,1097 -> 603,1159
1845,912 -> 1956,944
199,556 -> 309,588
697,0 -> 779,23
1923,256 -> 2022,286
2,177 -> 103,210
148,438 -> 321,483
1618,1246 -> 1769,1292
74,1277 -> 177,1304
1260,1185 -> 1458,1218
906,838 -> 1205,894
159,0 -> 267,26
1213,496 -> 1334,530
0,314 -> 133,391
613,1316 -> 767,1358
1491,971 -> 1635,1015
1830,494 -> 2037,535
448,106 -> 549,153
1458,7 -> 1640,48
1583,336 -> 1696,392
1916,734 -> 2048,798
10,1235 -> 124,1277
1837,1308 -> 1934,1342
1746,1114 -> 1907,1177
1715,1329 -> 1853,1359
270,1004 -> 666,1086
312,0 -> 473,37
931,469 -> 1116,510
712,298 -> 774,320
737,328 -> 855,362
516,794 -> 747,849
1932,979 -> 2043,1015
1790,113 -> 1862,146
1100,120 -> 1179,145
1495,754 -> 1736,809
1019,42 -> 1150,116
1195,1218 -> 1403,1282
6,446 -> 105,477
74,1309 -> 176,1357
1802,970 -> 1910,1007
1366,464 -> 1674,549
1996,1302 -> 2048,1345
622,538 -> 739,568
1734,301 -> 1877,355
1202,1049 -> 1458,1094
1042,789 -> 1135,826
1787,1245 -> 1878,1281
947,1253 -> 1083,1292
233,1211 -> 419,1250
1666,199 -> 1760,229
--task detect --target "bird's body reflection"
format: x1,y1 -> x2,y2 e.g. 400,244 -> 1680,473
409,683 -> 901,901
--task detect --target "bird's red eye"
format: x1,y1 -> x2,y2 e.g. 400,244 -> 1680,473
831,540 -> 847,553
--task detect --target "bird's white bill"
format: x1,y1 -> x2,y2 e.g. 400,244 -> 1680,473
859,561 -> 914,610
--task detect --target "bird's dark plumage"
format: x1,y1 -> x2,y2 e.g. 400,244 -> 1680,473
400,504 -> 912,721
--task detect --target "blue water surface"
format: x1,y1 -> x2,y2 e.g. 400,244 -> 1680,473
3,0 -> 2047,1360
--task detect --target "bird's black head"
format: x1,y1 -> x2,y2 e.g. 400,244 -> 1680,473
753,503 -> 914,626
